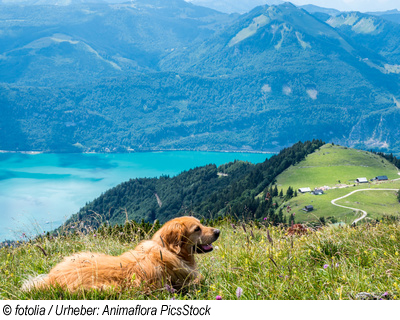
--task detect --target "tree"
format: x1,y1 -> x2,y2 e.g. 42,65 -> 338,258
272,185 -> 279,197
286,186 -> 294,199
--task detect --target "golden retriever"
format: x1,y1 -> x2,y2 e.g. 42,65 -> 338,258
22,216 -> 220,292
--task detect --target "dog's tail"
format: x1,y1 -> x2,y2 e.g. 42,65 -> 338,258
21,274 -> 49,291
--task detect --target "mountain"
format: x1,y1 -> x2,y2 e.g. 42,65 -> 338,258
1,2 -> 400,154
184,0 -> 283,14
160,3 -> 400,152
0,0 -> 232,86
368,9 -> 400,24
325,12 -> 400,66
299,4 -> 341,17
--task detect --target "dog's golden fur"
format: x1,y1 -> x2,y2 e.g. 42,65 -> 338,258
22,217 -> 220,292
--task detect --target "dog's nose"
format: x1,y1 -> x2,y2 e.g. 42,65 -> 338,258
214,229 -> 220,239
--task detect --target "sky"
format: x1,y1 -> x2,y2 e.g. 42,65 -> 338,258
288,0 -> 400,12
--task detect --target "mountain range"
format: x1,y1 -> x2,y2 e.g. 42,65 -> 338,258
1,0 -> 400,154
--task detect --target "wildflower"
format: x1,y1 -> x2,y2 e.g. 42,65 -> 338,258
323,264 -> 329,269
264,217 -> 267,221
335,263 -> 340,268
165,284 -> 176,294
216,295 -> 222,300
93,234 -> 97,237
236,287 -> 243,299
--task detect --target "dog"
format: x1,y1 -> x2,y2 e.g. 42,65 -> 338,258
22,216 -> 220,292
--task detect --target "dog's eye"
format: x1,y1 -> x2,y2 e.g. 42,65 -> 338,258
194,226 -> 201,232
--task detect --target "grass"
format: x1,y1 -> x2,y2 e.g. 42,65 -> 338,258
335,190 -> 400,221
1,218 -> 400,300
276,143 -> 399,191
272,143 -> 400,224
283,180 -> 400,225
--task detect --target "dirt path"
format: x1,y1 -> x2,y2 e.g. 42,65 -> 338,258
331,188 -> 399,225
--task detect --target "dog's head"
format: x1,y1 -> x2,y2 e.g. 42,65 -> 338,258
153,217 -> 220,257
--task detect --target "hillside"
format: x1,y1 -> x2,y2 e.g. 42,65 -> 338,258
276,143 -> 399,190
1,2 -> 400,154
2,217 -> 400,300
275,144 -> 400,224
65,140 -> 324,229
63,141 -> 400,233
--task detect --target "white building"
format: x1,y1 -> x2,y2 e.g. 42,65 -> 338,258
298,187 -> 311,193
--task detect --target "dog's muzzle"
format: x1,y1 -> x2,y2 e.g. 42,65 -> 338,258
195,229 -> 220,254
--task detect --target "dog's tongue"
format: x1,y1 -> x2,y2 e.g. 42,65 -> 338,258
201,244 -> 213,251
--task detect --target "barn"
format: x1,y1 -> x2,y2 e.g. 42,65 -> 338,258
356,177 -> 368,183
298,187 -> 311,193
375,176 -> 389,181
303,205 -> 314,212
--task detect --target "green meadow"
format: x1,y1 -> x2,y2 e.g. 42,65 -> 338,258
1,218 -> 400,300
274,144 -> 400,224
276,144 -> 399,191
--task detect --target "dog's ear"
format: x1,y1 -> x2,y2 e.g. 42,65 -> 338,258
158,222 -> 185,255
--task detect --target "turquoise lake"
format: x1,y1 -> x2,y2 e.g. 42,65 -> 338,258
0,151 -> 271,241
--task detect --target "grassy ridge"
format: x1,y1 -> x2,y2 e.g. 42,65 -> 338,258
1,218 -> 400,300
276,144 -> 399,190
274,144 -> 400,224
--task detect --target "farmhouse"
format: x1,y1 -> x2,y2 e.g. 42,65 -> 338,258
375,175 -> 389,181
298,187 -> 311,193
356,177 -> 368,183
303,205 -> 314,212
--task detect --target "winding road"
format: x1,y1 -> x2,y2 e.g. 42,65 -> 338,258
331,188 -> 399,225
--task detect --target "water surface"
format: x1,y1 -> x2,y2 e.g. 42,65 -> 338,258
0,151 -> 270,240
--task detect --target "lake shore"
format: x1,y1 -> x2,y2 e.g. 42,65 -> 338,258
0,148 -> 275,155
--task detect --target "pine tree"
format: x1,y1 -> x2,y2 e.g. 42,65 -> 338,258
272,185 -> 279,197
286,186 -> 294,199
